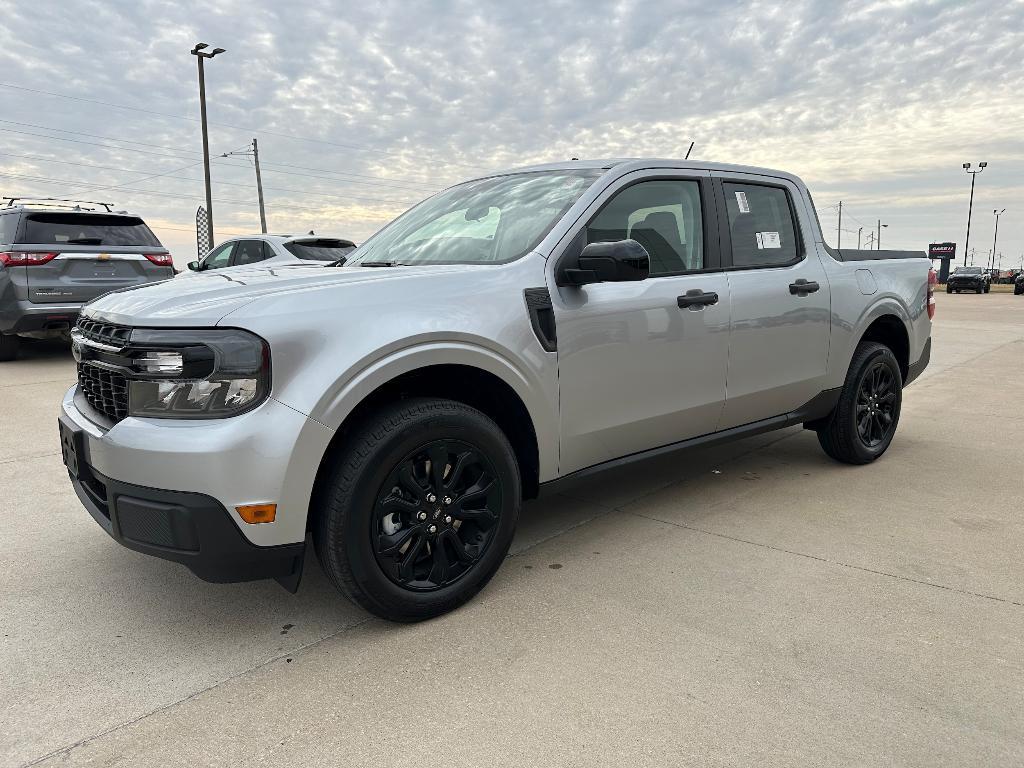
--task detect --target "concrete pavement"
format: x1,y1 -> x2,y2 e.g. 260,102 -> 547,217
2,291 -> 1023,766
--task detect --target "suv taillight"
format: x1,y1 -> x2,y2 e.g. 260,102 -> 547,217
144,252 -> 173,266
0,251 -> 58,266
927,268 -> 937,320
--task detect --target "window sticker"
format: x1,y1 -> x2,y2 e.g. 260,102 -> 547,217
735,190 -> 750,213
755,231 -> 782,249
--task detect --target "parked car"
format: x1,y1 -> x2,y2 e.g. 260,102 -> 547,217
0,199 -> 173,361
1015,272 -> 1024,295
946,266 -> 990,293
184,234 -> 356,273
58,159 -> 932,621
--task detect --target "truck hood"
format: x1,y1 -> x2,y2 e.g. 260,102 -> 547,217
82,263 -> 494,326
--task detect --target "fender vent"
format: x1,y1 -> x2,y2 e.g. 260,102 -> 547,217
524,287 -> 557,352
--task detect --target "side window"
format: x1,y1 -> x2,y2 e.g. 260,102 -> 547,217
232,240 -> 266,266
586,180 -> 704,276
262,241 -> 277,260
0,213 -> 19,244
203,242 -> 234,270
722,183 -> 799,268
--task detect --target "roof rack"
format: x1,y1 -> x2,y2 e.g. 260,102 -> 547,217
2,196 -> 116,212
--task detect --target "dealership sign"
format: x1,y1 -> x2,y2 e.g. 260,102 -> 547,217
928,242 -> 956,259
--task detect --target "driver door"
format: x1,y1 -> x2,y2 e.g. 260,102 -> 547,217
549,172 -> 731,475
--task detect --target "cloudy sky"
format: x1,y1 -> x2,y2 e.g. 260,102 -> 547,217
1,0 -> 1022,267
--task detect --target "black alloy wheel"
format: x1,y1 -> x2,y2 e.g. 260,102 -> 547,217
855,360 -> 897,448
372,440 -> 502,591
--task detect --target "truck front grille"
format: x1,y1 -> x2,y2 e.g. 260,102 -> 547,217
77,317 -> 132,348
78,363 -> 129,422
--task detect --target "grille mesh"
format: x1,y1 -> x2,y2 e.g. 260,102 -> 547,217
78,363 -> 129,422
77,318 -> 132,347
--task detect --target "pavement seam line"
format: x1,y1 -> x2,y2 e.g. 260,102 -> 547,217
19,615 -> 378,768
0,378 -> 75,390
624,509 -> 1024,609
0,451 -> 60,465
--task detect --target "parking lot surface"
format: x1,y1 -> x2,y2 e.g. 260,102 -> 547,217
3,291 -> 1023,767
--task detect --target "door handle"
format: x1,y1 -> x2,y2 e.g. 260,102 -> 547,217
789,279 -> 820,295
677,289 -> 719,309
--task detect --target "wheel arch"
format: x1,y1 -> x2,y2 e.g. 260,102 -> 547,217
307,354 -> 549,532
854,311 -> 910,382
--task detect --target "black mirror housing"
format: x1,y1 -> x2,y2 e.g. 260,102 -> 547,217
187,261 -> 201,271
560,239 -> 650,286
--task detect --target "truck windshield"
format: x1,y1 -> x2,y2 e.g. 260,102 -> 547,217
954,267 -> 982,274
347,169 -> 602,266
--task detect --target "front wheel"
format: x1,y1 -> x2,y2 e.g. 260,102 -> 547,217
816,342 -> 903,465
984,285 -> 991,293
946,286 -> 953,294
314,398 -> 521,622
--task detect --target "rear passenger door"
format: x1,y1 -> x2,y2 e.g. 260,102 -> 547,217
713,173 -> 831,429
551,171 -> 731,475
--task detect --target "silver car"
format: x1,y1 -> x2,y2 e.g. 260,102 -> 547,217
58,159 -> 932,621
183,234 -> 356,273
0,200 -> 174,361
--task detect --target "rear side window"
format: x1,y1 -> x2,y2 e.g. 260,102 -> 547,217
20,213 -> 162,247
232,240 -> 266,266
283,239 -> 356,261
0,213 -> 19,244
722,183 -> 799,268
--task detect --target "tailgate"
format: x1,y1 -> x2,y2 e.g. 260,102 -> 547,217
27,252 -> 168,304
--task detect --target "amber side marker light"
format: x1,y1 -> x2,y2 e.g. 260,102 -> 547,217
237,503 -> 277,524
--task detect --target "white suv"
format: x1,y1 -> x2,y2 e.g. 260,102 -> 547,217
185,234 -> 356,273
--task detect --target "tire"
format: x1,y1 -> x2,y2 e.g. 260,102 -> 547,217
1015,285 -> 1023,295
313,398 -> 521,622
976,286 -> 983,294
816,341 -> 903,465
984,285 -> 990,293
0,334 -> 19,362
946,286 -> 952,294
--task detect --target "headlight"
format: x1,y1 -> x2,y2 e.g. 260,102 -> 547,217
125,328 -> 270,419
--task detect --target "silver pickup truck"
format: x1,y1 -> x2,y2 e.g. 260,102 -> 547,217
58,159 -> 933,621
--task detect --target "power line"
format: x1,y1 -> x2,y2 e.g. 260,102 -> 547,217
0,170 -> 410,211
0,121 -> 443,191
0,81 -> 489,171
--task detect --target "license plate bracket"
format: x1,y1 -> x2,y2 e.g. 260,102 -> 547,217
58,418 -> 92,482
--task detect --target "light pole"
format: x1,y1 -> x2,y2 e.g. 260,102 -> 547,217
857,226 -> 863,249
962,162 -> 987,267
876,219 -> 888,250
990,208 -> 1005,272
191,42 -> 226,251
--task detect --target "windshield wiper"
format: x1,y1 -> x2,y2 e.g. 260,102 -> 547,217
66,237 -> 103,245
325,256 -> 348,267
358,261 -> 406,267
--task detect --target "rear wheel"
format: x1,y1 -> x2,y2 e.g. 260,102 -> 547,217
816,341 -> 902,465
946,286 -> 952,293
984,284 -> 991,293
0,334 -> 19,362
314,398 -> 521,622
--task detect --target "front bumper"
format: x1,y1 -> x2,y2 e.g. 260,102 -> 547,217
60,412 -> 305,588
59,384 -> 335,586
947,280 -> 984,290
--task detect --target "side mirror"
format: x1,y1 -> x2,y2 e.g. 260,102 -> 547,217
187,261 -> 201,271
560,239 -> 650,286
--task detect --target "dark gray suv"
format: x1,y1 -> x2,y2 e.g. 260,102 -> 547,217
0,200 -> 174,361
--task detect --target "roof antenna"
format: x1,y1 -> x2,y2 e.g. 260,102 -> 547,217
685,142 -> 694,160
571,157 -> 579,161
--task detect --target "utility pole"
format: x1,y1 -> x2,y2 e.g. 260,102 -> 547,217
991,208 -> 1005,271
837,201 -> 842,248
221,139 -> 267,233
866,231 -> 876,250
191,43 -> 226,251
876,219 -> 888,250
857,226 -> 863,249
962,162 -> 987,267
252,138 -> 267,234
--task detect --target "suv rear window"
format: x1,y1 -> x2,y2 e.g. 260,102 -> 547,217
283,239 -> 356,261
20,213 -> 162,247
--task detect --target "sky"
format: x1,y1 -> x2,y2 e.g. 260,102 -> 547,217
0,0 -> 1022,269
